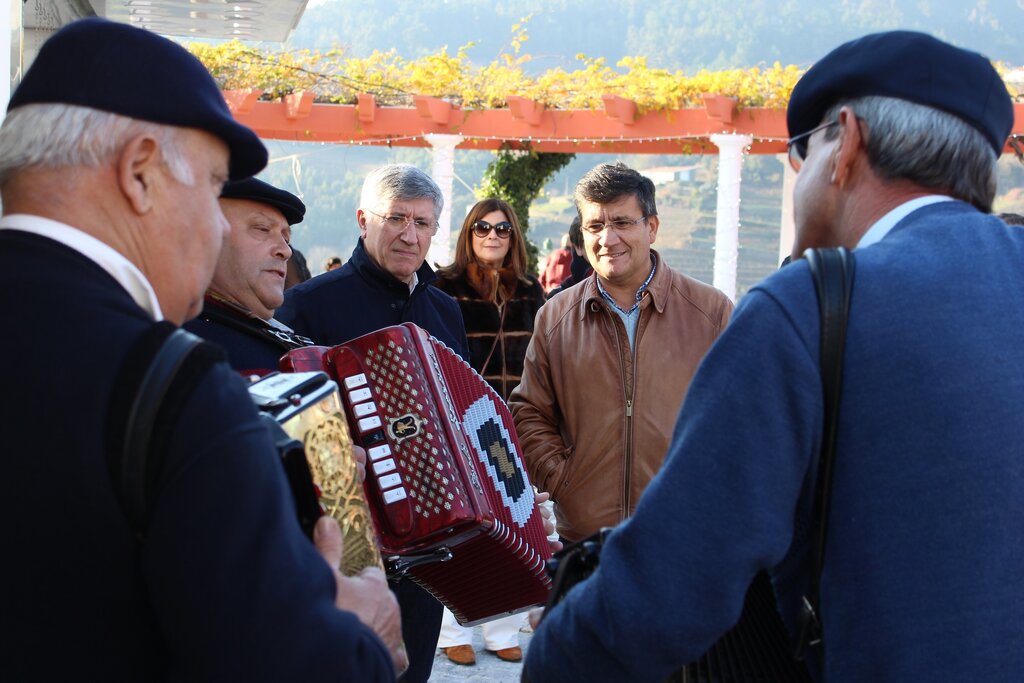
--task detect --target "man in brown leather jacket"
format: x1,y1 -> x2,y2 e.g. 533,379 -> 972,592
509,162 -> 733,542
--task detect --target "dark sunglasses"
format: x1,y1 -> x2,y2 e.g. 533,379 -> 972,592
471,220 -> 513,239
786,120 -> 839,172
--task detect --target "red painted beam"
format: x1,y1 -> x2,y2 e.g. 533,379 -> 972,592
223,91 -> 1024,157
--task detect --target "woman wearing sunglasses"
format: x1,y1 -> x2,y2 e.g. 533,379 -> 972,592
432,198 -> 546,666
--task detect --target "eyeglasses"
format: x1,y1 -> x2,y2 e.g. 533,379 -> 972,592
366,209 -> 439,236
786,120 -> 839,172
582,215 -> 648,235
471,220 -> 513,239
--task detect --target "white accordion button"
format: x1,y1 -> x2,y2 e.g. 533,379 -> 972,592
349,387 -> 372,403
344,374 -> 368,389
377,472 -> 402,489
382,487 -> 408,504
357,415 -> 382,432
372,458 -> 397,475
368,445 -> 392,462
353,401 -> 377,417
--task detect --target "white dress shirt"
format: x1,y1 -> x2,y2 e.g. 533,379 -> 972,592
0,213 -> 164,320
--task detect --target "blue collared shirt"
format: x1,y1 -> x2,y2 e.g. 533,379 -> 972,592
857,195 -> 952,249
596,254 -> 657,350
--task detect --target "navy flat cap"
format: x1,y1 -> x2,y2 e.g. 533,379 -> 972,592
788,31 -> 1013,156
8,17 -> 267,180
220,178 -> 306,225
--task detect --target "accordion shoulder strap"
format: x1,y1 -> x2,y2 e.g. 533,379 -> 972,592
796,246 -> 856,670
107,323 -> 222,539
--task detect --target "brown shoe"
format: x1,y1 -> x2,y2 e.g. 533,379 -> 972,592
492,646 -> 523,662
444,644 -> 476,665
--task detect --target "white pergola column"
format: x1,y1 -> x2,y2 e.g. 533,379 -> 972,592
423,133 -> 462,267
709,133 -> 752,301
776,153 -> 797,264
0,0 -> 12,118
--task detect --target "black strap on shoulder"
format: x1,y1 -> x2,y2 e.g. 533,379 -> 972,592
795,247 -> 856,671
107,322 -> 224,539
199,300 -> 313,352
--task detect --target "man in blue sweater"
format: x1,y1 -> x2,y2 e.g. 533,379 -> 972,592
0,18 -> 402,681
525,31 -> 1023,682
278,163 -> 469,683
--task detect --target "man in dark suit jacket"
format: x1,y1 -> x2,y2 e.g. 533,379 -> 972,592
525,31 -> 1024,683
0,18 -> 402,681
186,177 -> 315,373
278,163 -> 469,683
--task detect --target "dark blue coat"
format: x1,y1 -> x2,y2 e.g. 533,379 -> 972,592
0,229 -> 393,682
277,238 -> 469,360
525,200 -> 1024,682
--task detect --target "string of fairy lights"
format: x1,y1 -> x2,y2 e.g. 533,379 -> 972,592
266,128 -> 1024,159
267,132 -> 791,151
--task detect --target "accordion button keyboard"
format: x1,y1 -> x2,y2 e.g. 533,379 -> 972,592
357,415 -> 383,432
372,458 -> 397,475
368,444 -> 392,462
382,487 -> 408,504
349,387 -> 372,403
344,373 -> 368,389
378,472 -> 402,489
362,429 -> 387,446
353,401 -> 377,417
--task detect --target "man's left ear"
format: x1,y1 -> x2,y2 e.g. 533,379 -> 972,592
356,208 -> 369,238
831,107 -> 864,188
116,133 -> 162,215
647,214 -> 660,244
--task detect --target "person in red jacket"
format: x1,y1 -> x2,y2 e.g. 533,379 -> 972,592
538,233 -> 573,293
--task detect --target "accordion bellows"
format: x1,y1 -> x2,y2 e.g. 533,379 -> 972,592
287,324 -> 552,624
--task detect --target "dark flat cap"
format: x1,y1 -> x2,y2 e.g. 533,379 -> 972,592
8,17 -> 267,180
788,31 -> 1013,155
221,178 -> 305,225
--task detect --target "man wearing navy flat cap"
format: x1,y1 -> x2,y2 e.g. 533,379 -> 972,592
524,31 -> 1024,683
0,18 -> 403,682
185,177 -> 317,373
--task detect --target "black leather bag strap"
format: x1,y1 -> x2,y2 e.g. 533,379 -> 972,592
796,247 -> 856,669
108,323 -> 221,539
121,328 -> 203,536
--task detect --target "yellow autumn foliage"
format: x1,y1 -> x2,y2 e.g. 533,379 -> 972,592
188,21 -> 1018,111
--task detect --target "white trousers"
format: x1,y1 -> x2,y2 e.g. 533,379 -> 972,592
436,607 -> 523,650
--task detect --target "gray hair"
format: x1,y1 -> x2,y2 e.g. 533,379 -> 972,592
0,103 -> 193,187
822,96 -> 997,212
574,162 -> 658,218
359,163 -> 443,218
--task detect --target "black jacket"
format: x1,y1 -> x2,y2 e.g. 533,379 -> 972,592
277,238 -> 469,360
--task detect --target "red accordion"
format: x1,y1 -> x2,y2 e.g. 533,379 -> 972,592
283,323 -> 551,624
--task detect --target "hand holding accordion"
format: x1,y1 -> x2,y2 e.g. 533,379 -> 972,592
312,516 -> 407,675
277,323 -> 553,625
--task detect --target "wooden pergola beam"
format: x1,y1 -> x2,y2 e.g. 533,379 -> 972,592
224,90 -> 1024,156
224,90 -> 788,154
225,90 -> 1024,156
